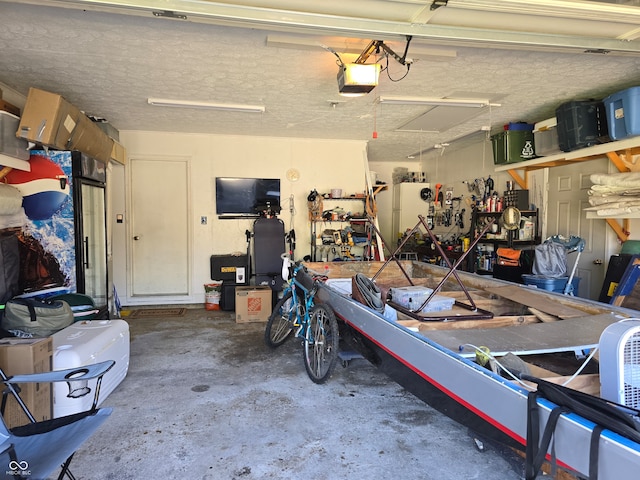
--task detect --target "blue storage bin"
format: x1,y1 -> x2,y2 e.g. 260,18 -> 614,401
521,274 -> 580,294
604,86 -> 640,140
508,122 -> 535,131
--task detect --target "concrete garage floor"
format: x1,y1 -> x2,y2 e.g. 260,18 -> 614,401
61,307 -> 527,480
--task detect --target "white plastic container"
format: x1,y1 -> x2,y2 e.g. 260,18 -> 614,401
51,319 -> 130,417
0,110 -> 29,160
533,117 -> 561,157
389,286 -> 455,312
390,286 -> 431,309
325,278 -> 353,295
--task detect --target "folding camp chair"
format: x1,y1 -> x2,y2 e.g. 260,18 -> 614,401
0,360 -> 114,479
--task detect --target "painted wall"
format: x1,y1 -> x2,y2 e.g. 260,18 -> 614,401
107,128 -> 640,306
368,159 -> 422,247
116,130 -> 369,305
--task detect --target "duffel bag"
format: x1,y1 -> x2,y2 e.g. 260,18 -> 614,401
496,247 -> 522,267
3,297 -> 74,336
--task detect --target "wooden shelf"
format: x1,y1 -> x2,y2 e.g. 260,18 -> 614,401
495,137 -> 640,242
311,185 -> 388,261
494,136 -> 640,181
0,153 -> 29,172
586,211 -> 640,220
470,209 -> 539,274
476,210 -> 538,216
320,184 -> 388,200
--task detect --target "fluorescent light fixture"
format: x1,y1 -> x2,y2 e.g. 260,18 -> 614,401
377,96 -> 500,108
147,98 -> 265,113
337,63 -> 381,97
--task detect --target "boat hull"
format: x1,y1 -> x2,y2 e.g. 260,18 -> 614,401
340,315 -> 523,450
306,261 -> 640,479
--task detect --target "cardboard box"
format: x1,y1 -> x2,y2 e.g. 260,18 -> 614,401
67,113 -> 114,163
0,337 -> 52,428
18,87 -> 82,149
95,120 -> 120,142
110,139 -> 127,165
235,286 -> 272,323
17,87 -> 113,163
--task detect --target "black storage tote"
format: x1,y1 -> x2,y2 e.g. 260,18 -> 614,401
556,100 -> 608,152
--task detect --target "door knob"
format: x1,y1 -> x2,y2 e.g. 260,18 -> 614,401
593,259 -> 603,265
134,236 -> 140,240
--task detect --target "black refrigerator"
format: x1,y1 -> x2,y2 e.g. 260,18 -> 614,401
71,152 -> 108,308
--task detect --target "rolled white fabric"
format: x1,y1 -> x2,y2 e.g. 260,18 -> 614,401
0,183 -> 23,215
590,172 -> 640,186
0,208 -> 26,229
593,206 -> 640,216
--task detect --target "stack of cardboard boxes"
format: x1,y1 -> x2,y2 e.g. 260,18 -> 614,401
0,337 -> 52,428
1,86 -> 126,165
17,87 -> 126,165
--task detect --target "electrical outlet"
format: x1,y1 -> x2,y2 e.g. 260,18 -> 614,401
201,216 -> 207,225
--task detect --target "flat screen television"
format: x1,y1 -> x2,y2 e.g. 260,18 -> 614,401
215,177 -> 281,218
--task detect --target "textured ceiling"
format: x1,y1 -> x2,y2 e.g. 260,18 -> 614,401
1,1 -> 640,162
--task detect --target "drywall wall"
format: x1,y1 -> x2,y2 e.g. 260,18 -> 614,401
368,160 -> 422,248
116,130 -> 368,304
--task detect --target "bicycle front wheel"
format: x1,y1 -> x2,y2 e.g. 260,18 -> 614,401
303,303 -> 339,384
264,291 -> 296,348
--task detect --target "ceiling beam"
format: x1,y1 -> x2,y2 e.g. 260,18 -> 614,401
6,0 -> 640,55
265,34 -> 458,62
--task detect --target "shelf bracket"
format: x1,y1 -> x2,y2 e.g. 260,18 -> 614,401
606,218 -> 630,243
606,150 -> 629,173
506,168 -> 527,189
0,166 -> 13,180
372,184 -> 388,196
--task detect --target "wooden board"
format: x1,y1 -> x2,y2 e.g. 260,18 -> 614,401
612,257 -> 640,310
397,315 -> 539,332
419,315 -> 539,331
422,313 -> 621,358
484,285 -> 589,318
543,374 -> 600,396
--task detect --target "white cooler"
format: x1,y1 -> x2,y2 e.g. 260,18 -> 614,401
51,319 -> 130,417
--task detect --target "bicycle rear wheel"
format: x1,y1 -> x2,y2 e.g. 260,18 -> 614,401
264,291 -> 296,348
303,303 -> 339,384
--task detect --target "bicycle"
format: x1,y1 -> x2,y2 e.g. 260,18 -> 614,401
264,255 -> 339,384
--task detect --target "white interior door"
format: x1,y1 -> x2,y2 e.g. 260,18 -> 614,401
547,159 -> 608,300
130,157 -> 189,296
